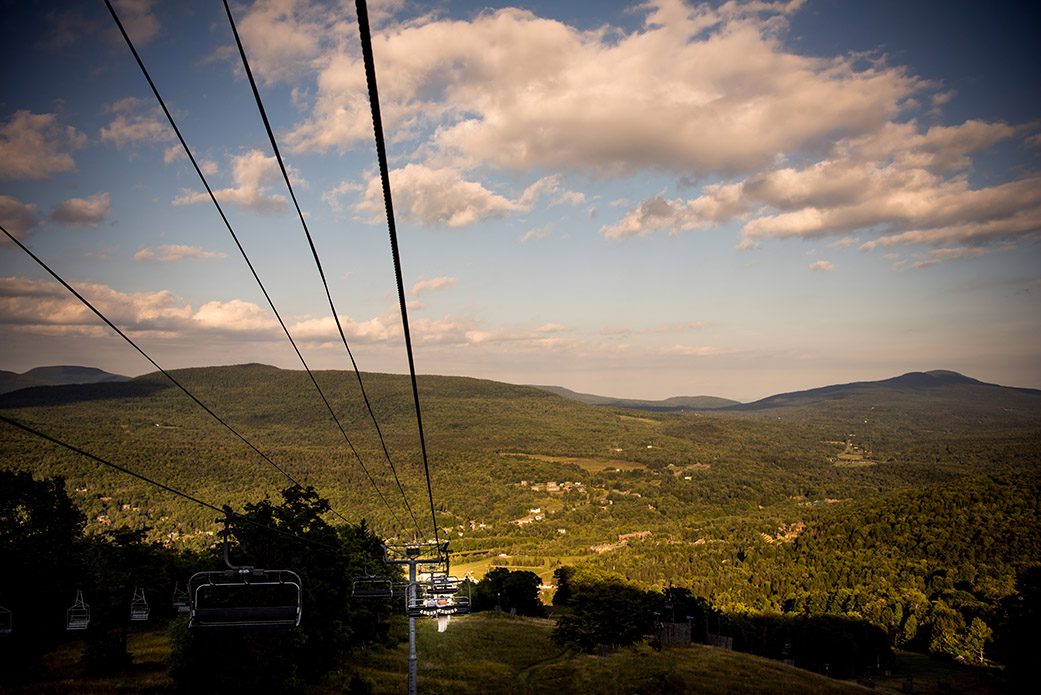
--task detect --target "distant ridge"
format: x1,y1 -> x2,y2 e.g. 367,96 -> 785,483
726,370 -> 1041,412
529,385 -> 740,412
0,366 -> 130,395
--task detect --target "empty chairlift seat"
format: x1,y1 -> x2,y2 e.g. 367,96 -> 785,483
67,590 -> 90,631
351,574 -> 396,599
188,568 -> 302,630
172,581 -> 190,614
130,586 -> 149,621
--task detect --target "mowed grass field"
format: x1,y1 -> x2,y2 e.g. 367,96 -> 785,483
5,614 -> 1001,695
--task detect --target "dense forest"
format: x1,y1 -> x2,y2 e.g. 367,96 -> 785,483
2,364 -> 1039,686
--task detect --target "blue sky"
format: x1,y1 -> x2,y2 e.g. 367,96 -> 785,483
1,0 -> 1038,402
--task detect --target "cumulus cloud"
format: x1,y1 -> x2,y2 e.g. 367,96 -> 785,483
100,97 -> 173,148
521,224 -> 552,243
0,277 -> 287,339
112,0 -> 160,45
656,344 -> 732,356
193,299 -> 277,332
357,164 -> 526,227
134,245 -> 228,262
322,180 -> 362,214
49,193 -> 112,227
256,0 -> 917,181
411,276 -> 457,295
0,111 -> 86,180
810,260 -> 835,271
226,1 -> 1039,254
0,196 -> 41,238
172,149 -> 289,213
0,277 -> 192,332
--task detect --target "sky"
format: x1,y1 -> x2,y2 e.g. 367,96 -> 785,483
1,0 -> 1039,403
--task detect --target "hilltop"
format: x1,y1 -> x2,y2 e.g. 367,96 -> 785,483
0,366 -> 129,395
530,384 -> 741,411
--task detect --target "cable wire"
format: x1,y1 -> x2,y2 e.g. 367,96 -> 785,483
1,223 -> 303,490
103,0 -> 411,536
221,0 -> 423,538
355,0 -> 441,548
0,414 -> 338,551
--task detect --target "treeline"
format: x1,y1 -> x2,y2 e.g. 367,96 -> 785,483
3,365 -> 1039,550
586,470 -> 1041,668
549,565 -> 892,679
0,470 -> 400,691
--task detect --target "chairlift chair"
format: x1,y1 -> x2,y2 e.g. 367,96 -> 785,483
187,506 -> 304,630
406,576 -> 471,619
67,590 -> 90,630
172,581 -> 190,614
0,605 -> 11,635
351,574 -> 395,599
130,586 -> 149,621
188,568 -> 303,630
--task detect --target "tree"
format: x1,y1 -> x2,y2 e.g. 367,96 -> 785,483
473,568 -> 545,617
168,486 -> 397,692
0,471 -> 87,682
552,570 -> 655,653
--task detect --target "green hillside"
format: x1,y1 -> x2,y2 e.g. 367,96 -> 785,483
1,363 -> 1037,690
530,384 -> 741,411
11,614 -> 955,695
1,363 -> 1037,548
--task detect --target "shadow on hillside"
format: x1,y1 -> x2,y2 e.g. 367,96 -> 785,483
0,380 -> 172,409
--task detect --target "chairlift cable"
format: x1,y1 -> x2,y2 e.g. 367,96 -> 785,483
102,0 -> 410,535
355,0 -> 442,548
0,413 -> 340,552
1,224 -> 303,491
221,0 -> 424,539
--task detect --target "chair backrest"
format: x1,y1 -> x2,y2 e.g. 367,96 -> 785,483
67,591 -> 90,630
188,569 -> 302,630
130,587 -> 149,621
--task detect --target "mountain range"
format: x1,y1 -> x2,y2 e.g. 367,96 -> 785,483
0,365 -> 129,394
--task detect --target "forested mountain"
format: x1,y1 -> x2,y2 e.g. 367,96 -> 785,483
728,370 -> 1041,418
0,366 -> 129,394
1,363 -> 1039,675
530,384 -> 741,411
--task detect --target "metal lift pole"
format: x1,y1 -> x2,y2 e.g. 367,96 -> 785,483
408,558 -> 417,695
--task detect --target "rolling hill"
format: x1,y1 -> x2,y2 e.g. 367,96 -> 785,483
530,384 -> 741,411
0,366 -> 129,394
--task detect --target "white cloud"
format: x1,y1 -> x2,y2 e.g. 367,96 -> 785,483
240,0 -> 918,179
192,300 -> 277,332
0,277 -> 192,333
827,236 -> 859,250
535,323 -> 571,333
134,245 -> 228,262
112,0 -> 160,46
0,111 -> 86,180
172,149 -> 288,213
656,344 -> 732,356
809,260 -> 835,272
49,193 -> 112,227
357,164 -> 526,228
411,276 -> 457,295
521,224 -> 552,243
0,196 -> 41,238
100,97 -> 172,148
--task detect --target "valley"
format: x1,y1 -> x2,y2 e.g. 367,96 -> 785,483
2,364 -> 1039,691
